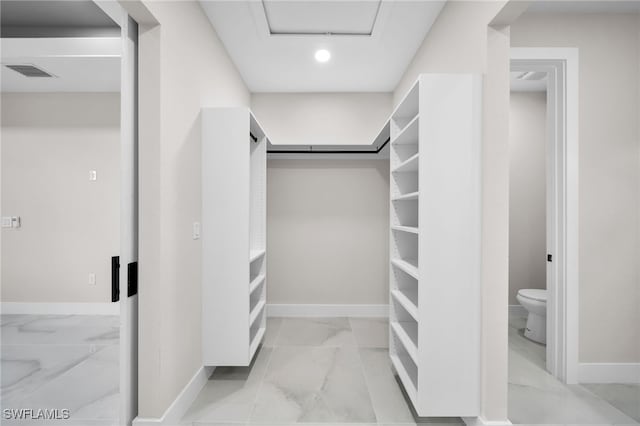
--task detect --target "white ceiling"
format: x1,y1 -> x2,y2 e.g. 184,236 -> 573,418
510,71 -> 548,92
199,0 -> 446,92
1,38 -> 121,93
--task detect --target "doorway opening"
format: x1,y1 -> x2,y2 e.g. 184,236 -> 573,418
0,1 -> 138,424
510,48 -> 579,385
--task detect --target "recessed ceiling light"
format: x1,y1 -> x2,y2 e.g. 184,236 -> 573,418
315,49 -> 331,63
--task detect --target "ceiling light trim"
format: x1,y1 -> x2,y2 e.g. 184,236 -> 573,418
260,0 -> 383,37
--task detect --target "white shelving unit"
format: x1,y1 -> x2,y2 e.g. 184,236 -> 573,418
389,74 -> 482,416
202,107 -> 267,366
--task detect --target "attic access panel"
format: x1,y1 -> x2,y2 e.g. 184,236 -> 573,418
262,0 -> 382,36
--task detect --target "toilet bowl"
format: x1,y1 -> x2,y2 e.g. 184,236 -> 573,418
516,289 -> 547,344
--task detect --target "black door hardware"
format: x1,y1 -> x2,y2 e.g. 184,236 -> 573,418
111,256 -> 120,302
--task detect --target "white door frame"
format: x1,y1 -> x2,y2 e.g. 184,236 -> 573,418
511,47 -> 579,384
94,1 -> 139,424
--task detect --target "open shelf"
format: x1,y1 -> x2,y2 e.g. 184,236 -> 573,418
391,81 -> 419,132
249,299 -> 266,327
390,352 -> 418,404
249,326 -> 266,359
388,74 -> 482,417
391,170 -> 418,196
392,153 -> 419,173
391,258 -> 418,280
391,231 -> 418,272
391,321 -> 418,364
250,249 -> 266,263
250,274 -> 266,294
391,288 -> 418,320
391,199 -> 418,228
392,144 -> 419,165
392,114 -> 419,146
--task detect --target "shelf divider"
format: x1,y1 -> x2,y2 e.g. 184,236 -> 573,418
391,289 -> 419,321
250,274 -> 266,294
390,354 -> 418,404
249,249 -> 266,263
392,153 -> 419,173
391,258 -> 419,280
249,326 -> 266,359
391,321 -> 419,364
391,225 -> 419,235
391,191 -> 419,202
249,299 -> 266,326
391,114 -> 419,146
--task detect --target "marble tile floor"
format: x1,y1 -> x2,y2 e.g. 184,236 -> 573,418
183,316 -> 640,426
181,317 -> 462,426
1,314 -> 120,425
508,314 -> 640,425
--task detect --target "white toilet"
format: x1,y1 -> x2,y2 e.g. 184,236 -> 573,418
516,289 -> 547,344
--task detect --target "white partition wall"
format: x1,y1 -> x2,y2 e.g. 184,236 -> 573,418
202,108 -> 267,366
389,74 -> 482,416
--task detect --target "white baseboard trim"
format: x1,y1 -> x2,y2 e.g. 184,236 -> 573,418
508,304 -> 526,317
266,303 -> 388,318
1,302 -> 120,315
132,366 -> 214,426
463,416 -> 512,426
578,362 -> 640,384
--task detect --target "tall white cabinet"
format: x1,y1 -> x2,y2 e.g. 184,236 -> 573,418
389,74 -> 482,416
202,107 -> 267,366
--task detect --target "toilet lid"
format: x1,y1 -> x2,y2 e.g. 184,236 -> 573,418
518,289 -> 547,302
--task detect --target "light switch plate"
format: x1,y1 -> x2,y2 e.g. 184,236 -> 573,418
193,222 -> 201,240
89,170 -> 97,181
1,217 -> 12,228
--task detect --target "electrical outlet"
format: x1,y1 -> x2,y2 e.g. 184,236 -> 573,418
193,222 -> 201,240
89,170 -> 97,181
89,273 -> 96,285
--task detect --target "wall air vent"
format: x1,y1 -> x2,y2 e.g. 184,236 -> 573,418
5,64 -> 55,78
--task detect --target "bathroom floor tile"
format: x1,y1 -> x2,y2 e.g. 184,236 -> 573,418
508,316 -> 639,425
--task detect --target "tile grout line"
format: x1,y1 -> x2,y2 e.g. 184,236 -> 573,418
348,317 -> 384,425
245,319 -> 282,424
353,345 -> 383,425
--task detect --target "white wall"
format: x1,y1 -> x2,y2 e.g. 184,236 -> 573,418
136,1 -> 250,418
509,91 -> 547,305
511,11 -> 640,364
251,93 -> 391,146
1,93 -> 120,303
267,159 -> 389,306
394,1 -> 511,422
252,93 -> 391,308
